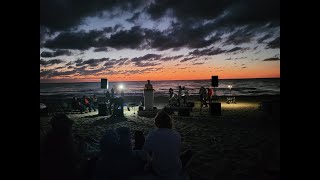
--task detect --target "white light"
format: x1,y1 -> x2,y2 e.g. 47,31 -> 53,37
228,85 -> 232,89
118,84 -> 124,90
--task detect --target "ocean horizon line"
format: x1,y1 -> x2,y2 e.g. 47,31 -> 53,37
40,77 -> 280,84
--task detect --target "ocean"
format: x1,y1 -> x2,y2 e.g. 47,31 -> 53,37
40,78 -> 280,99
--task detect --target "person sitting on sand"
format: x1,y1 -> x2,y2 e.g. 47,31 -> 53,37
82,95 -> 95,112
72,97 -> 85,113
145,80 -> 153,90
143,110 -> 193,179
95,127 -> 146,180
40,114 -> 80,180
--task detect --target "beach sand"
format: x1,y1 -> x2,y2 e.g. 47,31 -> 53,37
40,95 -> 280,180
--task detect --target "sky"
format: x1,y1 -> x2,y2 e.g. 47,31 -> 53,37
40,0 -> 280,83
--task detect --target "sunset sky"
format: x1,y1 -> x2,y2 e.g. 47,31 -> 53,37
40,0 -> 280,83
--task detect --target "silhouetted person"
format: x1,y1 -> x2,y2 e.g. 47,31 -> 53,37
169,88 -> 174,105
145,80 -> 153,90
95,127 -> 146,180
177,86 -> 182,107
207,88 -> 213,103
199,86 -> 207,107
133,130 -> 145,150
105,90 -> 110,100
181,86 -> 188,105
40,114 -> 80,180
111,87 -> 115,98
92,95 -> 98,107
72,97 -> 85,113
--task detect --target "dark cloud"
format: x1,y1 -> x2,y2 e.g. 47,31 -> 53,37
76,66 -> 107,75
66,61 -> 75,66
225,57 -> 232,60
254,50 -> 261,54
104,59 -> 119,68
242,66 -> 247,68
67,66 -> 74,69
93,47 -> 109,52
192,62 -> 205,65
131,54 -> 162,67
117,58 -> 130,66
40,69 -> 77,78
147,0 -> 279,26
257,34 -> 273,43
105,26 -> 146,49
81,59 -> 103,67
226,47 -> 250,53
40,59 -> 64,66
235,56 -> 247,60
223,27 -> 255,46
40,49 -> 72,58
189,47 -> 226,56
263,57 -> 280,61
161,55 -> 183,61
40,0 -> 145,32
119,67 -> 163,75
44,29 -> 107,50
267,36 -> 280,49
180,57 -> 196,62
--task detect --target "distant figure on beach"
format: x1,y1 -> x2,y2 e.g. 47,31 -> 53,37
169,88 -> 174,105
92,95 -> 98,107
111,87 -> 115,98
207,88 -> 213,104
40,114 -> 80,180
199,86 -> 207,107
71,97 -> 85,113
145,80 -> 153,90
181,86 -> 188,105
121,90 -> 124,97
177,86 -> 182,106
143,110 -> 193,178
105,90 -> 110,100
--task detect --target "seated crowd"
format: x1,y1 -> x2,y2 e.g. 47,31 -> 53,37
40,110 -> 193,180
72,95 -> 97,113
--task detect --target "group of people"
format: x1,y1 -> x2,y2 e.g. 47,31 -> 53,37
199,86 -> 214,107
105,85 -> 125,99
168,86 -> 189,107
168,86 -> 215,107
72,95 -> 97,113
40,110 -> 193,180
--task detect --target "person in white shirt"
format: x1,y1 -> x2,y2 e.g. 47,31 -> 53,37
143,110 -> 192,179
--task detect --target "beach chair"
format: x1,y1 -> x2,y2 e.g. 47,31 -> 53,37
226,97 -> 236,104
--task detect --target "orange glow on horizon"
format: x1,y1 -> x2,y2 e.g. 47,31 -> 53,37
41,67 -> 280,82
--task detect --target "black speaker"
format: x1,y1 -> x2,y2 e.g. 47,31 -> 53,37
101,79 -> 108,89
212,76 -> 218,87
209,102 -> 221,116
